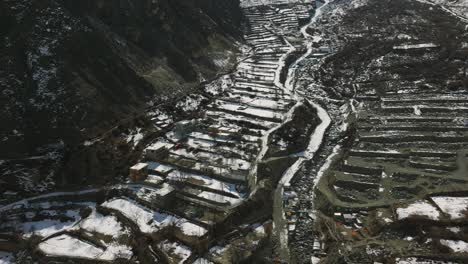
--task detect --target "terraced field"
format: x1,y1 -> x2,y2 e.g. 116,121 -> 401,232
328,92 -> 468,207
315,84 -> 468,263
297,0 -> 468,263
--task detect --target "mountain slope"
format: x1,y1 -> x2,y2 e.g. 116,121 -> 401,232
0,0 -> 243,194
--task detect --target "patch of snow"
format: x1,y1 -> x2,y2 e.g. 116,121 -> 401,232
100,243 -> 133,260
198,191 -> 240,205
415,0 -> 468,22
0,251 -> 14,264
126,127 -> 144,147
176,95 -> 204,112
253,224 -> 266,235
178,221 -> 207,237
440,239 -> 468,253
0,189 -> 98,212
75,209 -> 129,238
205,75 -> 232,96
2,210 -> 82,238
396,257 -> 458,264
38,234 -> 132,260
216,101 -> 283,119
167,169 -> 244,198
194,258 -> 214,264
431,196 -> 468,219
393,43 -> 439,50
311,256 -> 321,264
448,227 -> 461,234
171,148 -> 251,170
101,198 -> 175,233
209,245 -> 229,256
101,198 -> 206,236
146,175 -> 164,184
397,34 -> 413,40
83,140 -> 94,146
126,183 -> 174,199
396,200 -> 440,220
158,240 -> 191,264
413,105 -> 422,116
213,57 -> 230,68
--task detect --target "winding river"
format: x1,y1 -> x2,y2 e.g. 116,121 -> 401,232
272,0 -> 333,262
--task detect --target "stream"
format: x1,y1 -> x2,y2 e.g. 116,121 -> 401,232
271,0 -> 333,262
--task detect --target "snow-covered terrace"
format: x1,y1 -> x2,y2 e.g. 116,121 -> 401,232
185,137 -> 257,161
166,169 -> 246,199
170,148 -> 251,171
205,110 -> 277,129
102,198 -> 207,237
213,100 -> 285,121
38,234 -> 132,261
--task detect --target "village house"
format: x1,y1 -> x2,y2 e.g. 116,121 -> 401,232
129,162 -> 149,182
145,142 -> 173,161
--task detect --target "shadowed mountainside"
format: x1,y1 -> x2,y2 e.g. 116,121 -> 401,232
0,0 -> 243,194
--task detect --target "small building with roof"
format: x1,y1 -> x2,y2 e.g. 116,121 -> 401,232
129,162 -> 149,182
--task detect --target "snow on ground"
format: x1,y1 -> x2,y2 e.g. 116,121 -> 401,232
216,101 -> 283,119
194,258 -> 214,264
213,56 -> 231,68
126,127 -> 144,147
1,209 -> 82,238
178,221 -> 208,237
0,252 -> 13,264
74,209 -> 129,238
191,163 -> 239,181
99,243 -> 133,260
448,227 -> 461,234
396,257 -> 459,264
396,200 -> 440,220
253,223 -> 266,235
189,131 -> 232,143
198,191 -> 241,205
187,137 -> 216,148
204,75 -> 232,96
167,169 -> 244,198
413,105 -> 422,116
311,256 -> 321,264
431,196 -> 468,219
235,97 -> 289,109
0,190 -> 98,212
158,240 -> 192,264
206,110 -> 277,128
101,198 -> 207,236
416,0 -> 468,22
38,234 -> 132,261
146,175 -> 164,185
171,148 -> 251,170
350,0 -> 370,9
101,198 -> 175,233
440,239 -> 468,253
176,95 -> 204,112
126,183 -> 174,201
209,245 -> 229,256
147,161 -> 174,174
393,43 -> 439,50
